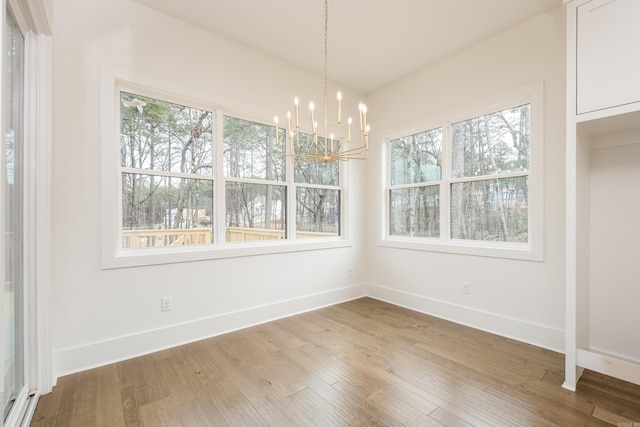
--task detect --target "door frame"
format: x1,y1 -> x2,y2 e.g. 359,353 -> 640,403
1,0 -> 52,425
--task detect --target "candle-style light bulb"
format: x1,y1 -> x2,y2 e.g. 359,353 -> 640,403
313,121 -> 318,146
365,124 -> 370,148
294,97 -> 300,128
309,102 -> 316,135
337,91 -> 342,124
348,117 -> 352,143
362,104 -> 368,136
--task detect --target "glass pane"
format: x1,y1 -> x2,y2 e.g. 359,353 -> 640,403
389,186 -> 440,238
293,132 -> 339,186
390,128 -> 442,186
223,116 -> 285,181
226,183 -> 286,242
296,188 -> 340,238
120,92 -> 213,175
122,173 -> 213,248
451,104 -> 530,179
3,7 -> 24,420
450,177 -> 528,242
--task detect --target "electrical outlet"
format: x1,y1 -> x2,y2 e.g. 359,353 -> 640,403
348,268 -> 353,278
461,281 -> 470,294
161,296 -> 173,311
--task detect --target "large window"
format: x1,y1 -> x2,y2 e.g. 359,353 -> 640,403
450,105 -> 530,243
389,128 -> 442,238
119,92 -> 214,249
294,133 -> 340,238
383,85 -> 542,260
106,83 -> 346,266
223,116 -> 286,242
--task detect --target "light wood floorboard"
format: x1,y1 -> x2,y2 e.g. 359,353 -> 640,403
31,298 -> 640,426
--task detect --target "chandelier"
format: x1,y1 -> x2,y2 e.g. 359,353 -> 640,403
275,0 -> 369,163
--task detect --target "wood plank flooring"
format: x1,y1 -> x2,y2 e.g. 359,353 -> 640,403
31,298 -> 640,426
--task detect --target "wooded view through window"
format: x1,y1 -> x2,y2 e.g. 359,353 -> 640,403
294,132 -> 340,238
389,128 -> 442,238
119,90 -> 342,250
388,104 -> 530,244
223,116 -> 286,242
120,92 -> 214,249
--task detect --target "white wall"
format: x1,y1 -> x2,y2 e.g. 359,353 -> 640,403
51,0 -> 568,380
364,7 -> 567,351
51,0 -> 367,377
589,132 -> 640,363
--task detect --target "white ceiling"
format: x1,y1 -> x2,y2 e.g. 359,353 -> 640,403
132,0 -> 563,94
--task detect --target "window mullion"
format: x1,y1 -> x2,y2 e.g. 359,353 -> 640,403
226,176 -> 287,186
215,109 -> 226,245
285,142 -> 295,240
382,138 -> 391,239
290,181 -> 298,241
338,158 -> 347,239
449,170 -> 530,185
388,182 -> 441,191
442,121 -> 452,242
120,167 -> 212,181
296,182 -> 341,191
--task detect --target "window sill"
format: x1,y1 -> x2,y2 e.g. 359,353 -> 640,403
102,238 -> 352,269
378,237 -> 543,262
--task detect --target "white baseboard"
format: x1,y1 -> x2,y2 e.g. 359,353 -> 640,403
365,283 -> 564,353
577,348 -> 640,386
54,282 -> 564,379
54,284 -> 367,377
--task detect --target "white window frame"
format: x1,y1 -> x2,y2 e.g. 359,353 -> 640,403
100,69 -> 350,269
379,82 -> 544,261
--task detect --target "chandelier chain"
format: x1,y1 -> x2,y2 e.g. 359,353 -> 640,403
324,0 -> 328,102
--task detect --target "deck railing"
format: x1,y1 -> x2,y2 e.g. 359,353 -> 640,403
122,227 -> 337,248
122,228 -> 212,249
226,227 -> 285,242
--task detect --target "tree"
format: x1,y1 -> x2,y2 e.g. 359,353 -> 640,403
223,117 -> 285,234
389,129 -> 442,237
292,133 -> 340,235
450,105 -> 530,242
120,92 -> 213,241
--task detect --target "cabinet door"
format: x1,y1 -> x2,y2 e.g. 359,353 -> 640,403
576,0 -> 640,114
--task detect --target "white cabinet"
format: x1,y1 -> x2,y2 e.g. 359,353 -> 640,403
565,0 -> 640,391
576,0 -> 640,114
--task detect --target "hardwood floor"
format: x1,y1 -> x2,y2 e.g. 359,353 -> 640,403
31,298 -> 640,426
